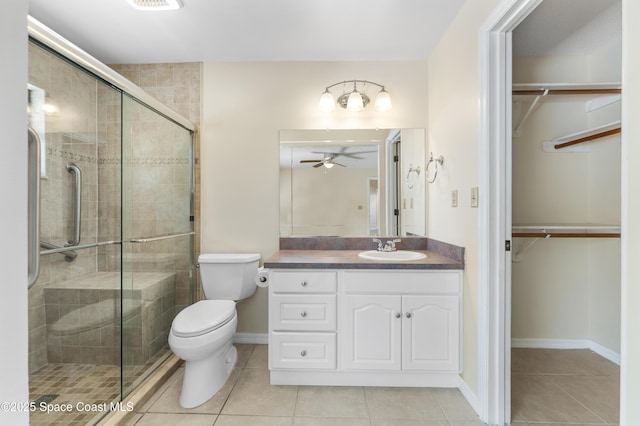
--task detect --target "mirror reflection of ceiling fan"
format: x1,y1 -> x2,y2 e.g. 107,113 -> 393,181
300,156 -> 345,168
299,148 -> 377,169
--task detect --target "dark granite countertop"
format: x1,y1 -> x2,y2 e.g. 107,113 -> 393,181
264,237 -> 465,270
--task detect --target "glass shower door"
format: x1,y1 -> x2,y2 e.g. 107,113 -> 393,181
120,94 -> 195,397
27,40 -> 124,425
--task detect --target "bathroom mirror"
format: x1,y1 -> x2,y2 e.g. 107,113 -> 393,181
280,128 -> 426,237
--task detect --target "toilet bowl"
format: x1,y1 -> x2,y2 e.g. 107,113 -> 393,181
168,253 -> 260,408
168,300 -> 238,408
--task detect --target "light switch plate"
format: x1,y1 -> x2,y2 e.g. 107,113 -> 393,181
471,187 -> 479,207
451,189 -> 458,207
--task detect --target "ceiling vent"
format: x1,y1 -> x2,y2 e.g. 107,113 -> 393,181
126,0 -> 183,11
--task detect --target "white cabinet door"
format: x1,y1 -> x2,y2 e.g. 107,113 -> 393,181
402,295 -> 460,371
343,295 -> 402,370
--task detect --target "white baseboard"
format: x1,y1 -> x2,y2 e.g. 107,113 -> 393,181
588,340 -> 621,365
511,338 -> 620,365
233,333 -> 268,345
457,378 -> 480,417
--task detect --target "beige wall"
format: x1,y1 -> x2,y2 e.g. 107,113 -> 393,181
200,61 -> 428,333
427,0 -> 501,397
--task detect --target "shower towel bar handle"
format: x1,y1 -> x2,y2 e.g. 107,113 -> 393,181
28,127 -> 41,288
65,162 -> 82,247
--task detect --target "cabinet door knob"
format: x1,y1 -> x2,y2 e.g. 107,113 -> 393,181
300,311 -> 307,318
300,350 -> 307,357
405,312 -> 412,319
395,312 -> 401,319
301,281 -> 308,287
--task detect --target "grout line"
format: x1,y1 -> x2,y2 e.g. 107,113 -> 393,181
546,376 -> 610,425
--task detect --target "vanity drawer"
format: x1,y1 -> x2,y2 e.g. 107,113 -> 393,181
270,332 -> 336,370
270,270 -> 337,293
270,294 -> 336,331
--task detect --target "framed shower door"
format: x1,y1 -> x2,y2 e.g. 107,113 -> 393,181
120,94 -> 195,398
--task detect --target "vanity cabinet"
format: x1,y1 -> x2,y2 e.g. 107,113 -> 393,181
341,270 -> 460,373
269,270 -> 338,370
268,268 -> 462,387
343,294 -> 459,372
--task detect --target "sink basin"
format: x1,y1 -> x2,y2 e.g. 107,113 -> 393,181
358,250 -> 427,261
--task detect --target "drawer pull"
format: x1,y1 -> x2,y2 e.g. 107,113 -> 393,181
405,312 -> 412,319
300,311 -> 308,318
395,312 -> 401,319
300,350 -> 307,357
301,281 -> 308,287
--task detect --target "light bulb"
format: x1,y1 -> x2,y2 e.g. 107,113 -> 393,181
324,162 -> 334,169
346,91 -> 364,112
318,89 -> 335,112
374,88 -> 392,112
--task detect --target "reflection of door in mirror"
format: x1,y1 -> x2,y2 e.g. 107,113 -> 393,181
401,129 -> 427,236
368,178 -> 379,236
280,129 -> 426,237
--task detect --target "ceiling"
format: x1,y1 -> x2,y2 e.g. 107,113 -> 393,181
513,0 -> 621,57
28,0 -> 467,64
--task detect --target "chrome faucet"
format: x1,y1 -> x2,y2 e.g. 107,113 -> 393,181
372,238 -> 401,252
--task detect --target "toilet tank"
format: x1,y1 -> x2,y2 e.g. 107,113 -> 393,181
198,253 -> 261,300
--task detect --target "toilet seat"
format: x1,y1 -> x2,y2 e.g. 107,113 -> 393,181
172,300 -> 236,338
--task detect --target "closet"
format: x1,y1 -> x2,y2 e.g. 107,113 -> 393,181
510,0 -> 621,423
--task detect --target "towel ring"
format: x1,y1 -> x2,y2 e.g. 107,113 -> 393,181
425,153 -> 444,183
406,164 -> 421,189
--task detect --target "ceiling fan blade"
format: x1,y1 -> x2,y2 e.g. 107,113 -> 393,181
313,162 -> 324,168
334,162 -> 346,167
300,159 -> 321,163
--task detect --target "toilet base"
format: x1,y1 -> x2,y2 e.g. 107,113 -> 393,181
179,342 -> 238,408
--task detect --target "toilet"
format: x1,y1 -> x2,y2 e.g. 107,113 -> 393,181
168,253 -> 260,408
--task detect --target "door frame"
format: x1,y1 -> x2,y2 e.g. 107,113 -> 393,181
477,0 -> 542,424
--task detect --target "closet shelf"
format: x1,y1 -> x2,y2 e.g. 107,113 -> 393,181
512,82 -> 621,96
543,120 -> 622,151
512,83 -> 621,136
512,224 -> 621,239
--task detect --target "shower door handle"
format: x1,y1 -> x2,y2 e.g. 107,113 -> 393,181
65,162 -> 82,247
28,127 -> 41,288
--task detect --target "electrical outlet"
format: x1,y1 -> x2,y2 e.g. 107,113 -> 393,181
451,189 -> 458,207
471,187 -> 479,207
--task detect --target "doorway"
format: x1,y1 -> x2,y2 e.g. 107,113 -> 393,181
478,0 -> 622,424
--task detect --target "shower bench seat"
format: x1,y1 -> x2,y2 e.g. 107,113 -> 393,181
43,271 -> 176,365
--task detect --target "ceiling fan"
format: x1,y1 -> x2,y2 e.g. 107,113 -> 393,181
299,147 -> 377,168
300,156 -> 345,168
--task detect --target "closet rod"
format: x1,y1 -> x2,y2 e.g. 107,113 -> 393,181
512,232 -> 620,238
513,88 -> 621,96
554,127 -> 621,150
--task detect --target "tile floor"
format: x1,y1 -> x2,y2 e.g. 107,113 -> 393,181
124,344 -> 484,426
29,350 -> 168,425
511,348 -> 620,426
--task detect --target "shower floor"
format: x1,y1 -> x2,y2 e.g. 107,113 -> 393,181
29,349 -> 169,425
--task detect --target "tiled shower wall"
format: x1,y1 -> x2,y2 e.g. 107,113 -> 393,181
28,42 -> 112,372
27,46 -> 200,372
109,63 -> 202,301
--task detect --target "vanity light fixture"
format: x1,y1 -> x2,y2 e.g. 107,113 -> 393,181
126,0 -> 183,11
319,80 -> 392,113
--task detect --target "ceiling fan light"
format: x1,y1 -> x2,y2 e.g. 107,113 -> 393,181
318,89 -> 335,112
323,161 -> 335,169
375,88 -> 392,112
346,91 -> 364,112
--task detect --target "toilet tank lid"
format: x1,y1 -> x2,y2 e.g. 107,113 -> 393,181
198,253 -> 260,263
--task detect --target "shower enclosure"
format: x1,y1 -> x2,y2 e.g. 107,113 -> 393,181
26,19 -> 195,425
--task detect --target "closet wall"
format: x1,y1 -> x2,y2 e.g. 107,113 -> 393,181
511,40 -> 621,358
